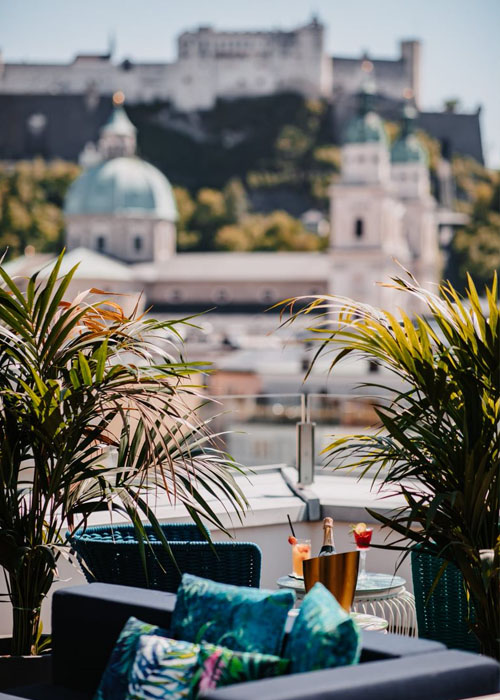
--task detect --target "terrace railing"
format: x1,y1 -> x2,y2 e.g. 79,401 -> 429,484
200,392 -> 385,486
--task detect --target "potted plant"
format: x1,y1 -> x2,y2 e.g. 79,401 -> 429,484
280,273 -> 499,658
0,253 -> 247,680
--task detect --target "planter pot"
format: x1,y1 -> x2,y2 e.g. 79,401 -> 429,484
0,637 -> 52,690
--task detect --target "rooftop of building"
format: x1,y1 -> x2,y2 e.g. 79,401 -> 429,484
64,156 -> 178,219
135,251 -> 330,282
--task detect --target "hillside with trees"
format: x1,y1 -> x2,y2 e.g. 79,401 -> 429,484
0,93 -> 497,290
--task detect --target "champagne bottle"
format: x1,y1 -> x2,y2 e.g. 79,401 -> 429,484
318,516 -> 336,556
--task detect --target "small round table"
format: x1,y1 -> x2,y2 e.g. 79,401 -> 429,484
277,572 -> 417,636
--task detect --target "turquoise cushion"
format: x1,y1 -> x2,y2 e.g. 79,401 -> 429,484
284,583 -> 361,673
125,635 -> 200,700
171,573 -> 295,655
192,642 -> 290,695
93,617 -> 169,700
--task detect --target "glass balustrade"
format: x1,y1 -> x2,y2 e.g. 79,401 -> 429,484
198,391 -> 391,482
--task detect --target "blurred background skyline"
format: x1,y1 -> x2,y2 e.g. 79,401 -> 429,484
1,0 -> 499,167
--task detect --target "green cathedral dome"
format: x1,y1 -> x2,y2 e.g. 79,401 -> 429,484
391,134 -> 427,164
342,82 -> 387,145
64,156 -> 178,220
343,112 -> 387,145
391,105 -> 428,164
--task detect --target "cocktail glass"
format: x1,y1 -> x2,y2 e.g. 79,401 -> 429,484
291,539 -> 311,578
353,528 -> 373,581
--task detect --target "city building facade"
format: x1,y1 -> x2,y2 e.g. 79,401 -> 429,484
8,91 -> 439,318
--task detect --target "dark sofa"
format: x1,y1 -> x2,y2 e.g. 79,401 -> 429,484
2,582 -> 499,700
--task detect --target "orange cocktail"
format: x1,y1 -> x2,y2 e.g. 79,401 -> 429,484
291,539 -> 311,578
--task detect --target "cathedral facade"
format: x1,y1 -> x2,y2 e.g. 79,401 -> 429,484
330,90 -> 440,312
6,91 -> 439,317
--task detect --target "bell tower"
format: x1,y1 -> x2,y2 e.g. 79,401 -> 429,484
98,91 -> 137,160
391,104 -> 440,289
329,84 -> 411,313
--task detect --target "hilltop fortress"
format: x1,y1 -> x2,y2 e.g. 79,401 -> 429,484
0,18 -> 420,111
0,18 -> 483,166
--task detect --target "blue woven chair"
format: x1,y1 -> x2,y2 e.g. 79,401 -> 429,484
69,523 -> 262,592
411,548 -> 479,653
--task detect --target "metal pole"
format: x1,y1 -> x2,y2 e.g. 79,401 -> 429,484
296,394 -> 315,486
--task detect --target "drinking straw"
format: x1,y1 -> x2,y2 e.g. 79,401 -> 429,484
287,514 -> 296,538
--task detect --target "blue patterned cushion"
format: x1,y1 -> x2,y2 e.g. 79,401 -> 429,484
171,574 -> 295,655
192,643 -> 290,696
125,635 -> 200,700
284,583 -> 361,673
93,617 -> 170,700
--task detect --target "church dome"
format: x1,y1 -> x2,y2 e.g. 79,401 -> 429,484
391,134 -> 427,164
343,112 -> 387,145
342,82 -> 387,145
391,105 -> 427,164
64,156 -> 178,220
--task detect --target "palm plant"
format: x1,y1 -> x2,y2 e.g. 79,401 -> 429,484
0,253 -> 247,656
280,273 -> 499,658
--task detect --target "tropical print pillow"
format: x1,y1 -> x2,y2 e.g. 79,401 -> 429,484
171,573 -> 295,655
192,643 -> 290,696
125,635 -> 200,700
284,582 -> 361,673
94,617 -> 170,700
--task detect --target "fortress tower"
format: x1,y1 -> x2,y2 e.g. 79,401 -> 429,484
173,17 -> 333,111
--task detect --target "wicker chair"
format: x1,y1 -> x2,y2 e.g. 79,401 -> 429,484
411,548 -> 479,652
69,523 -> 262,592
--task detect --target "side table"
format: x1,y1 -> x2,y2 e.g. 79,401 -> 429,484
277,572 -> 417,637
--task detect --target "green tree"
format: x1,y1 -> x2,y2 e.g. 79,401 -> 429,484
173,186 -> 200,251
282,274 -> 499,658
449,159 -> 500,289
0,159 -> 80,259
223,178 -> 248,223
0,254 -> 247,655
215,211 -> 324,252
191,188 -> 228,251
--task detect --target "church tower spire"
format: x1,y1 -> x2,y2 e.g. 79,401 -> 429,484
391,102 -> 439,287
328,88 -> 412,313
341,82 -> 390,185
98,91 -> 137,160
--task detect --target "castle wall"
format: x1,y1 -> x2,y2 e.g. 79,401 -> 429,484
0,20 -> 331,110
332,41 -> 420,106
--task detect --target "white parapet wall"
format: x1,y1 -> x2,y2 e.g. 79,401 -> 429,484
0,467 -> 413,635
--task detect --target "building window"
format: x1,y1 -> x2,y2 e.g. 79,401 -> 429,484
212,287 -> 231,304
169,288 -> 183,303
133,235 -> 143,252
260,288 -> 276,304
354,219 -> 364,239
96,235 -> 107,252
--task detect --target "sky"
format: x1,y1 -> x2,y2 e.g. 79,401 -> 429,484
1,0 -> 499,167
